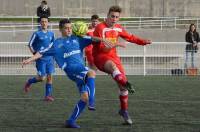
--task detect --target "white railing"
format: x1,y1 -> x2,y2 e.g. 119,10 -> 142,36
0,16 -> 200,30
0,41 -> 199,75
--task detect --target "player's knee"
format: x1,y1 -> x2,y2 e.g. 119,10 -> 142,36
41,77 -> 46,81
104,60 -> 117,73
119,89 -> 128,95
81,92 -> 88,102
37,76 -> 46,81
46,75 -> 53,83
87,70 -> 96,78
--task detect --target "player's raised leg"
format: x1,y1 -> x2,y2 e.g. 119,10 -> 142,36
65,85 -> 88,128
24,76 -> 43,93
86,70 -> 96,110
24,59 -> 46,93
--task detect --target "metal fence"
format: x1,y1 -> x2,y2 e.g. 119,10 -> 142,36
0,41 -> 199,75
0,17 -> 200,75
1,16 -> 200,30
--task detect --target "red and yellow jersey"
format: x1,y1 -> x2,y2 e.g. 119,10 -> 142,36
87,28 -> 94,36
85,28 -> 94,53
84,28 -> 95,65
93,22 -> 147,57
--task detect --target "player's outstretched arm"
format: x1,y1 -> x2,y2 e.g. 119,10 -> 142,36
22,52 -> 42,68
103,40 -> 127,49
91,36 -> 126,48
28,46 -> 36,55
91,36 -> 113,48
113,42 -> 127,48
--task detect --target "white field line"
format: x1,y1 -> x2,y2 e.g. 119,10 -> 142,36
0,97 -> 199,104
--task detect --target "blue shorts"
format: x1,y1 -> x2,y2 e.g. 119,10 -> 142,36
36,58 -> 55,77
64,65 -> 89,93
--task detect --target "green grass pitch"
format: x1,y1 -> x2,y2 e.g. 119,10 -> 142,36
0,75 -> 199,132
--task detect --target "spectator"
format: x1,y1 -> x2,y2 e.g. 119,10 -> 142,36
185,23 -> 199,69
37,0 -> 51,24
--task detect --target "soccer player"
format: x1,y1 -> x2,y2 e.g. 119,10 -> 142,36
24,16 -> 55,101
22,19 -> 119,128
92,5 -> 152,125
84,15 -> 100,108
85,14 -> 100,71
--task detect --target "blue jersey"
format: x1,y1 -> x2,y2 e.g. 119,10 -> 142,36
39,35 -> 93,75
29,29 -> 55,61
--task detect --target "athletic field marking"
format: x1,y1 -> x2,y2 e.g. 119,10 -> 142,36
0,97 -> 199,103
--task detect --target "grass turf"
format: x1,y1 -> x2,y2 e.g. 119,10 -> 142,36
0,75 -> 199,132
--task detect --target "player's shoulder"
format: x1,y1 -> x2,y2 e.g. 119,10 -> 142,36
52,37 -> 64,48
72,35 -> 91,42
47,30 -> 54,35
95,22 -> 106,29
114,23 -> 123,28
71,34 -> 79,39
53,37 -> 64,46
35,30 -> 45,36
81,35 -> 92,40
68,35 -> 79,42
113,24 -> 124,32
54,37 -> 63,43
87,29 -> 94,36
33,30 -> 40,35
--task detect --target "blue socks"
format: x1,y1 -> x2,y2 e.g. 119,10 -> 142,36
86,77 -> 95,107
68,100 -> 87,123
27,77 -> 53,97
27,77 -> 38,84
45,83 -> 52,96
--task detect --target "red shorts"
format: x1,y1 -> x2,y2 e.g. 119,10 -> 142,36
94,54 -> 126,76
85,46 -> 95,66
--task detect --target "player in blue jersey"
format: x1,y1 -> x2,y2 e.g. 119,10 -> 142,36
24,16 -> 55,101
22,19 -> 122,128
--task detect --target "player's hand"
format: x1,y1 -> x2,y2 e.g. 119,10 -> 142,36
193,43 -> 197,47
21,59 -> 31,68
103,39 -> 126,49
144,39 -> 152,45
102,39 -> 114,49
115,42 -> 126,48
108,42 -> 126,48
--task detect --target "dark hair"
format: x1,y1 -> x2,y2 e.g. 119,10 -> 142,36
41,0 -> 47,4
40,16 -> 49,21
108,5 -> 122,14
189,23 -> 196,32
59,19 -> 71,29
91,14 -> 99,20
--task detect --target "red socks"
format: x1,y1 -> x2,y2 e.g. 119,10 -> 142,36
114,74 -> 126,86
119,90 -> 128,110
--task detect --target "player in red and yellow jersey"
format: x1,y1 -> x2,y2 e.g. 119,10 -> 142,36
93,5 -> 151,125
85,14 -> 100,71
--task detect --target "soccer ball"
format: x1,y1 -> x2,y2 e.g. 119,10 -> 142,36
72,21 -> 88,36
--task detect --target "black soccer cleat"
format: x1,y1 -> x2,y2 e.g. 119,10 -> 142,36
65,120 -> 80,128
124,82 -> 135,94
88,105 -> 96,111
